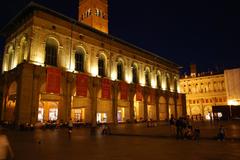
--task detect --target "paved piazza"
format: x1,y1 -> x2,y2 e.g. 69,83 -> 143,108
6,122 -> 240,160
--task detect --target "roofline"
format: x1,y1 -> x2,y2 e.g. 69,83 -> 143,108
1,2 -> 181,69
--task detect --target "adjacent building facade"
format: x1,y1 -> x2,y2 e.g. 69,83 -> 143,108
180,65 -> 240,120
0,0 -> 186,125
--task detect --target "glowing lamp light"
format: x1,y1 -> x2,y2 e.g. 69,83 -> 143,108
177,86 -> 180,93
228,100 -> 239,106
151,79 -> 156,88
67,69 -> 74,72
91,66 -> 98,77
111,72 -> 117,81
140,78 -> 144,86
32,52 -> 45,66
125,75 -> 131,84
67,60 -> 75,72
162,81 -> 167,90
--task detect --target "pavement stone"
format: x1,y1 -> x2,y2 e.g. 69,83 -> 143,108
3,120 -> 240,160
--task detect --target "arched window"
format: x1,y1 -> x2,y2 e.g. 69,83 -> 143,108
174,78 -> 178,91
117,61 -> 123,80
98,56 -> 105,77
221,81 -> 225,91
166,74 -> 170,90
157,71 -> 162,88
45,38 -> 58,66
208,82 -> 211,92
132,64 -> 138,84
96,8 -> 100,16
7,46 -> 14,70
19,36 -> 27,63
145,68 -> 150,86
75,48 -> 85,72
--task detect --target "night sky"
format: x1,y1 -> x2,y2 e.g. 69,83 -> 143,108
0,0 -> 240,74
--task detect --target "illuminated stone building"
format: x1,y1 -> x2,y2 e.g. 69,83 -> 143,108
0,0 -> 186,125
180,65 -> 240,119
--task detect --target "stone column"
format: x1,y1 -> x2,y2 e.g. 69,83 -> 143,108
129,84 -> 135,122
15,63 -> 34,124
30,66 -> 42,123
0,81 -> 9,121
166,96 -> 169,121
90,77 -> 98,127
174,94 -> 178,118
182,94 -> 187,117
112,81 -> 118,124
155,91 -> 160,121
65,72 -> 74,121
143,89 -> 148,121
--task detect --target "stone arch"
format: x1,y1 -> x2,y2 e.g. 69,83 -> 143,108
177,95 -> 182,118
19,35 -> 28,63
195,83 -> 199,93
6,45 -> 14,70
44,34 -> 62,47
173,76 -> 178,91
97,51 -> 108,77
131,62 -> 139,84
117,83 -> 130,122
44,37 -> 59,66
38,78 -> 63,122
169,97 -> 175,119
159,96 -> 167,120
96,80 -> 113,123
208,82 -> 211,92
213,81 -> 217,92
166,73 -> 170,90
147,94 -> 156,120
71,81 -> 91,123
191,105 -> 201,116
74,46 -> 86,72
116,57 -> 125,81
156,70 -> 162,88
144,66 -> 151,87
221,81 -> 225,91
133,93 -> 144,122
5,81 -> 17,122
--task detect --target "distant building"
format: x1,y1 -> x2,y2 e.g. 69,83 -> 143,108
180,65 -> 240,120
0,0 -> 186,125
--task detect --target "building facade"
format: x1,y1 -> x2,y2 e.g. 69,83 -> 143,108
0,1 -> 186,125
180,73 -> 227,119
180,66 -> 240,120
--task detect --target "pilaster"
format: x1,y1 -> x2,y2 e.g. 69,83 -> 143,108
129,84 -> 135,122
143,88 -> 148,121
112,81 -> 118,124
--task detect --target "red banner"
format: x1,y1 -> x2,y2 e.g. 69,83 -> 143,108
136,85 -> 142,101
150,89 -> 155,104
120,81 -> 128,100
76,74 -> 88,97
102,79 -> 111,99
46,67 -> 61,94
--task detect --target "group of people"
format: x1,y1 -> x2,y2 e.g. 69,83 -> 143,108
170,115 -> 225,141
170,115 -> 200,140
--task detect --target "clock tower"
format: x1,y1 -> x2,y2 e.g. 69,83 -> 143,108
79,0 -> 108,34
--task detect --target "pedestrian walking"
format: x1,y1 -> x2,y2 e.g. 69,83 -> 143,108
169,114 -> 175,136
68,119 -> 73,139
193,126 -> 200,143
217,125 -> 225,141
175,118 -> 183,139
0,128 -> 14,160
